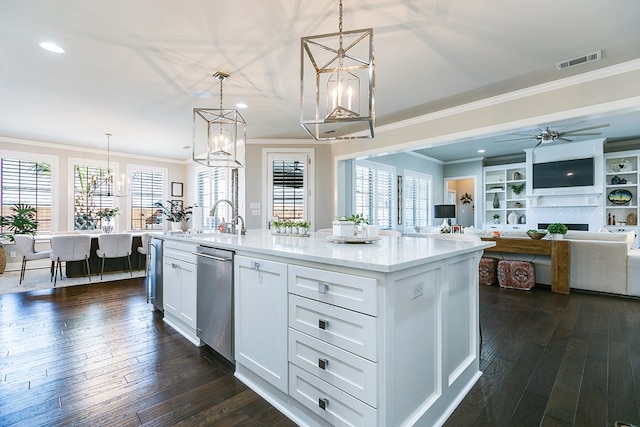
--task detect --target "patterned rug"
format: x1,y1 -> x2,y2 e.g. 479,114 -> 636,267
0,267 -> 146,295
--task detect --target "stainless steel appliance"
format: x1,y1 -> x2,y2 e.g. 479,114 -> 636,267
148,237 -> 163,312
194,245 -> 234,363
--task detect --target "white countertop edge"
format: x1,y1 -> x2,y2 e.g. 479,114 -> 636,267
159,230 -> 495,273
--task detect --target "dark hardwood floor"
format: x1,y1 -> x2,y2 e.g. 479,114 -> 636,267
1,278 -> 638,426
0,279 -> 296,427
446,284 -> 640,427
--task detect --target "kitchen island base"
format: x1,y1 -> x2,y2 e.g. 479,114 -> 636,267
234,249 -> 483,427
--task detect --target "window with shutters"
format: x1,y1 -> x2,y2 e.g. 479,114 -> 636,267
0,158 -> 53,233
130,169 -> 165,230
264,149 -> 314,229
354,160 -> 395,229
197,166 -> 230,230
403,170 -> 432,229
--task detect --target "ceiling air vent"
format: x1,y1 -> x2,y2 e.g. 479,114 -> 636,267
556,50 -> 602,71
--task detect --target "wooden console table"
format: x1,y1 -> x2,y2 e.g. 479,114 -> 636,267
480,237 -> 570,294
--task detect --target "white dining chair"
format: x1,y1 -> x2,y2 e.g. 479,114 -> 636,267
50,234 -> 92,286
13,234 -> 53,284
96,233 -> 133,279
137,233 -> 151,275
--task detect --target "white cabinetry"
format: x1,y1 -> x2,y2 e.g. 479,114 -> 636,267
234,255 -> 288,393
163,241 -> 199,345
287,265 -> 378,425
483,163 -> 527,229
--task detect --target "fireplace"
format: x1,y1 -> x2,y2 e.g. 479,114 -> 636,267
538,223 -> 589,231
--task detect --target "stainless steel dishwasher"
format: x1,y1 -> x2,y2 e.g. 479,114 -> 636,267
194,245 -> 234,363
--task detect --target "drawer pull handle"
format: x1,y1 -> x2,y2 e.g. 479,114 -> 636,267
318,319 -> 329,330
318,358 -> 329,370
318,282 -> 329,294
319,397 -> 329,410
251,261 -> 260,270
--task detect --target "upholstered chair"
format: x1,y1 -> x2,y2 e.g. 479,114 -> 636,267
13,234 -> 52,284
136,233 -> 151,275
50,234 -> 92,286
96,233 -> 133,279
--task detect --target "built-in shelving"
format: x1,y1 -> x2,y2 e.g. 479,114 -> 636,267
483,162 -> 527,229
604,152 -> 639,228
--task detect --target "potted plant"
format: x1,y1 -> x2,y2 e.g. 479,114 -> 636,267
96,207 -> 120,233
154,201 -> 193,230
508,182 -> 526,197
0,203 -> 38,241
547,223 -> 568,239
298,220 -> 311,235
492,213 -> 500,224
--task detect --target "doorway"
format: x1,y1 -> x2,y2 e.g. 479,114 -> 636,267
444,176 -> 477,228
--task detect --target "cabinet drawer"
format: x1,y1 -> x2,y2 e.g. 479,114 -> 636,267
288,265 -> 377,316
288,328 -> 377,407
289,364 -> 377,427
289,294 -> 377,362
164,241 -> 197,264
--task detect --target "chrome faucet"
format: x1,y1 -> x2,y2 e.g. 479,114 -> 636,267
232,214 -> 246,236
210,199 -> 244,234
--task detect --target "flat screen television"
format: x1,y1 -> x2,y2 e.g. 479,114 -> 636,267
532,157 -> 594,189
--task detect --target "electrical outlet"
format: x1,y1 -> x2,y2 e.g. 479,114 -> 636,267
10,251 -> 17,258
411,283 -> 423,300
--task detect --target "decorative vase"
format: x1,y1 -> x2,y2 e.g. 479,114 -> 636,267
549,233 -> 564,240
507,211 -> 519,225
101,217 -> 114,234
493,192 -> 500,209
171,221 -> 182,231
513,171 -> 523,180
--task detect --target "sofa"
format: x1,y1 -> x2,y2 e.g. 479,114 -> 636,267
487,229 -> 639,296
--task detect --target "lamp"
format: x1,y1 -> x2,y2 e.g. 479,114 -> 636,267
193,72 -> 246,168
434,204 -> 455,232
300,0 -> 375,140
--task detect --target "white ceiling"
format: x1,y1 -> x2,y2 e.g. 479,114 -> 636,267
1,0 -> 640,161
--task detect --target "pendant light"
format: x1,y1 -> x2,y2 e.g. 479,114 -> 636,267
193,72 -> 246,168
300,0 -> 375,140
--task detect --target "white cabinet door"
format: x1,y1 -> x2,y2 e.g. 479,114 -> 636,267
163,258 -> 181,318
178,260 -> 197,329
235,255 -> 288,393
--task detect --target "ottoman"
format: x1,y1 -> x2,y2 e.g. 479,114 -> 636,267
479,257 -> 498,286
497,260 -> 536,290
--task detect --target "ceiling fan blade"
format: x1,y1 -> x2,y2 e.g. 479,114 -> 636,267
562,123 -> 610,134
558,137 -> 573,142
494,137 -> 534,143
560,132 -> 602,136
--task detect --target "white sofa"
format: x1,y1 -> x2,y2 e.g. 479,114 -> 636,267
491,229 -> 639,296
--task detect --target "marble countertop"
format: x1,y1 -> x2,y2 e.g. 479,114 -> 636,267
160,229 -> 494,273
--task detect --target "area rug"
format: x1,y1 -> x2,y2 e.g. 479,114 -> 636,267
0,267 -> 146,295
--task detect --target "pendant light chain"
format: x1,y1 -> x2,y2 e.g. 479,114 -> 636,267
338,0 -> 344,74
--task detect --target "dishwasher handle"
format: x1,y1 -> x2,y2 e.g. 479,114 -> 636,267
192,252 -> 233,262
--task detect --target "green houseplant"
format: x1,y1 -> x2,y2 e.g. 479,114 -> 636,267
0,203 -> 38,241
546,223 -> 568,239
154,201 -> 193,230
508,182 -> 526,196
492,213 -> 500,224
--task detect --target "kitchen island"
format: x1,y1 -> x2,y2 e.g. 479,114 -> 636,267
160,230 -> 494,427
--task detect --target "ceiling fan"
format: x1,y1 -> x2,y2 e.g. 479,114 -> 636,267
497,123 -> 610,148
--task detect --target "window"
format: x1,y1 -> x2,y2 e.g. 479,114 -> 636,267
73,163 -> 114,230
0,158 -> 53,233
197,167 -> 230,230
403,170 -> 432,229
354,160 -> 395,229
130,169 -> 165,230
264,149 -> 314,228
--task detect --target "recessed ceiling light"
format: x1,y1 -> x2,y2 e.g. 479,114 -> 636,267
191,90 -> 212,98
39,41 -> 65,53
181,145 -> 191,149
236,103 -> 248,109
478,149 -> 486,153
